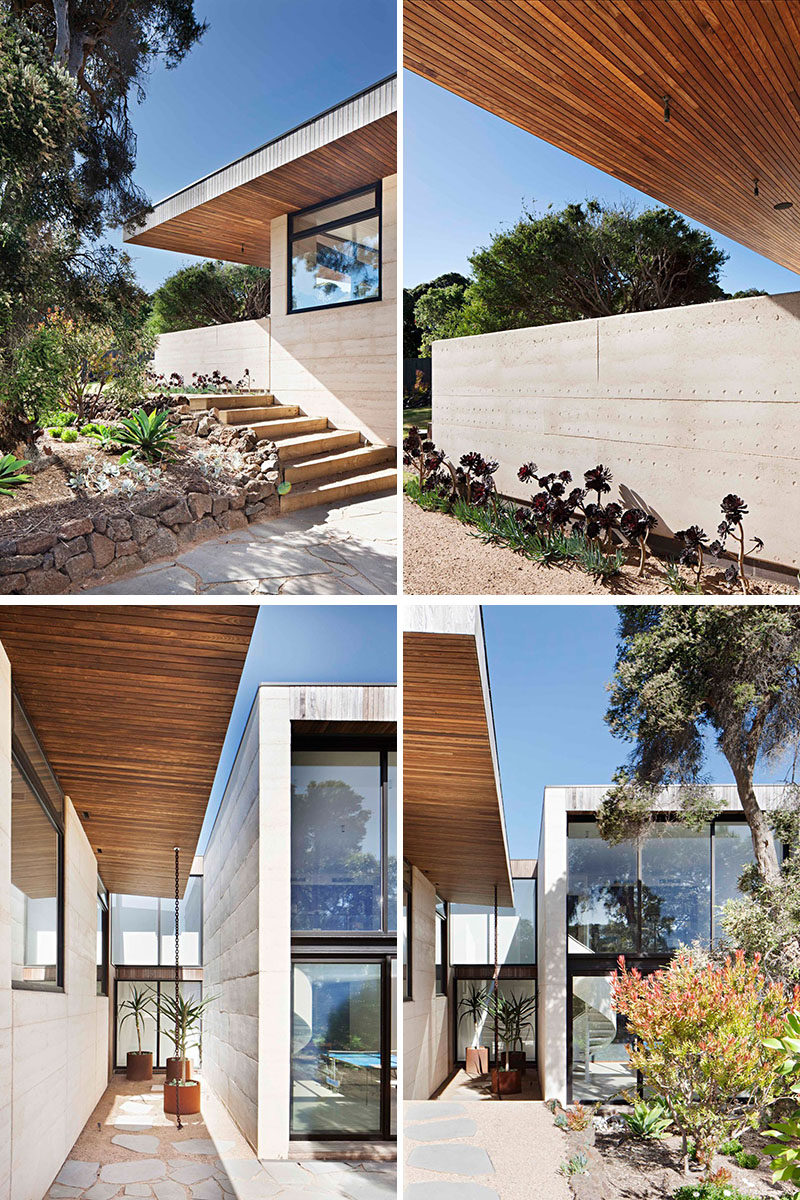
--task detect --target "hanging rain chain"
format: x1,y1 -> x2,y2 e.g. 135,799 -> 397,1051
174,846 -> 182,1130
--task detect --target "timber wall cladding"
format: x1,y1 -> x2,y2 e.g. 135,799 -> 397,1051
432,290 -> 800,570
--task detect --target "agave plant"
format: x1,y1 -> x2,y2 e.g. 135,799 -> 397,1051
457,985 -> 488,1048
623,1096 -> 673,1140
118,985 -> 155,1053
159,989 -> 217,1073
485,990 -> 535,1070
113,407 -> 177,463
0,453 -> 31,497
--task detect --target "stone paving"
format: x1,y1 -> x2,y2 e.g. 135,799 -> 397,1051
86,495 -> 397,595
403,1099 -> 570,1200
46,1077 -> 396,1200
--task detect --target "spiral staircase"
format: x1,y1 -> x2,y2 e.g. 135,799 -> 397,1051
569,937 -> 617,1083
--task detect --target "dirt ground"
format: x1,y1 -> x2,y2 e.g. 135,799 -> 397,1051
403,497 -> 798,597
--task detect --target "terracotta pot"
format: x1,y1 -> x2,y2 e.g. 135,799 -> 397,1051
165,1057 -> 192,1083
508,1050 -> 526,1075
465,1046 -> 489,1076
126,1052 -> 153,1081
163,1079 -> 201,1116
491,1067 -> 522,1095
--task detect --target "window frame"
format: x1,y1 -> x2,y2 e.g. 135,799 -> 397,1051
11,691 -> 65,993
97,882 -> 109,996
287,182 -> 383,315
435,895 -> 448,997
403,860 -> 413,1001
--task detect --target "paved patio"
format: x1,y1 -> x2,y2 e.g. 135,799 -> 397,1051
86,495 -> 397,596
46,1076 -> 396,1200
404,1100 -> 569,1200
434,1068 -> 541,1103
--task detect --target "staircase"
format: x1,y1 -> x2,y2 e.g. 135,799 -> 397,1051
572,974 -> 617,1083
188,392 -> 397,513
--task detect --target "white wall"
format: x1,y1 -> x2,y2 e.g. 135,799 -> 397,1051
537,788 -> 567,1105
0,645 -> 12,1200
203,701 -> 262,1152
269,174 -> 398,447
151,319 -> 270,390
433,290 -> 800,570
403,867 -> 451,1100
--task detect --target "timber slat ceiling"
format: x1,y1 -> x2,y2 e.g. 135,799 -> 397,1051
404,632 -> 512,905
125,77 -> 397,267
404,0 -> 800,274
0,606 -> 256,897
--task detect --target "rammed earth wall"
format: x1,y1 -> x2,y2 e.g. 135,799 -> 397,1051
432,289 -> 800,571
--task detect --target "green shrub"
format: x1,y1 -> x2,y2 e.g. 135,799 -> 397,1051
558,1152 -> 587,1178
47,428 -> 62,439
733,1150 -> 759,1169
0,454 -> 31,496
763,1011 -> 800,1187
50,411 -> 77,429
718,1139 -> 742,1156
624,1097 -> 673,1140
113,407 -> 176,463
60,428 -> 78,443
671,1185 -> 753,1200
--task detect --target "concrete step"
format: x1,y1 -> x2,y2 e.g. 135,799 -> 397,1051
284,444 -> 396,485
280,467 -> 397,512
275,429 -> 362,462
252,415 -> 329,441
219,404 -> 299,425
188,393 -> 275,412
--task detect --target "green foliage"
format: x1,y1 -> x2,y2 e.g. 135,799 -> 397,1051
403,272 -> 470,357
721,855 -> 800,985
60,427 -> 77,443
734,1151 -> 760,1169
613,951 -> 791,1167
159,989 -> 216,1061
718,1139 -> 743,1155
414,281 -> 470,356
671,1185 -> 753,1200
763,1012 -> 800,1185
113,407 -> 176,463
118,986 -> 155,1054
0,452 -> 31,495
623,1097 -> 673,1140
558,1152 -> 588,1178
0,320 -> 67,447
457,985 -> 488,1047
150,261 -> 271,333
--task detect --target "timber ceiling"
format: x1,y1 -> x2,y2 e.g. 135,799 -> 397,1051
404,631 -> 512,906
125,115 -> 397,267
404,0 -> 800,275
0,606 -> 256,897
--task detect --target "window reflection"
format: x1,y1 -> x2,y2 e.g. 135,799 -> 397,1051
641,824 -> 710,952
568,823 -> 637,954
291,751 -> 382,931
289,186 -> 381,312
11,762 -> 59,985
450,878 -> 536,965
571,972 -> 636,1102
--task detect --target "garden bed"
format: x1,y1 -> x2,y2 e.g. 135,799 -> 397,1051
0,397 -> 280,594
403,496 -> 795,596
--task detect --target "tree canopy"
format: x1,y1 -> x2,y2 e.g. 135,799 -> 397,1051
601,606 -> 800,887
150,261 -> 271,333
403,272 -> 469,358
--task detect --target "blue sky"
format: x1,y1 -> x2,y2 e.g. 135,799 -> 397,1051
405,73 -> 800,297
116,0 -> 397,292
195,604 -> 397,854
483,605 -> 789,859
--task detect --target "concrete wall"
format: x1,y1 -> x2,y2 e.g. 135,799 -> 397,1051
151,319 -> 270,390
403,867 -> 451,1100
433,290 -> 800,570
269,174 -> 398,447
536,789 -> 568,1105
203,700 -> 262,1152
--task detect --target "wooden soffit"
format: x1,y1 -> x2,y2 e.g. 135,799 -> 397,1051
404,630 -> 512,905
404,0 -> 800,274
124,77 -> 397,267
0,606 -> 256,897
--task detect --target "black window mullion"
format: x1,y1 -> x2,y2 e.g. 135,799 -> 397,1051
380,750 -> 388,934
290,206 -> 379,243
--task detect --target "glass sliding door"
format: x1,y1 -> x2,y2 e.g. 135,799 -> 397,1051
570,970 -> 636,1102
291,959 -> 395,1137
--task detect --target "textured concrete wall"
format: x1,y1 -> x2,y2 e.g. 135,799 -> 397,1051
151,319 -> 270,390
11,797 -> 108,1200
203,701 -> 261,1152
536,789 -> 568,1105
269,174 -> 398,447
433,290 -> 800,569
403,868 -> 450,1100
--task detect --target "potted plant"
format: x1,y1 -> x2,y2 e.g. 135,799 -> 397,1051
505,991 -> 536,1076
458,985 -> 489,1076
486,991 -> 533,1095
159,989 -> 216,1116
118,986 -> 155,1081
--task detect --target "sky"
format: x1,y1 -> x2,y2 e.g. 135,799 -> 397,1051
195,603 -> 397,855
404,72 -> 800,297
482,605 -> 789,860
115,0 -> 397,292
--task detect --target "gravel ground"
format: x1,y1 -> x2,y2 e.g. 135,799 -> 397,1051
403,497 -> 796,597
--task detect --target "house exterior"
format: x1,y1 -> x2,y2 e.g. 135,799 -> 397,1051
402,604 -> 784,1106
124,77 -> 398,512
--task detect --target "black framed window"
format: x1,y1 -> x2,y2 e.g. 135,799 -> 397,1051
435,896 -> 448,996
288,184 -> 381,313
11,693 -> 64,991
110,877 -> 203,967
97,886 -> 109,996
403,861 -> 412,1000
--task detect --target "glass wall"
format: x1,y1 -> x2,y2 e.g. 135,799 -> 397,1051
115,981 -> 202,1069
640,824 -> 710,952
97,892 -> 109,995
571,972 -> 636,1102
435,898 -> 447,995
11,759 -> 61,987
455,979 -> 536,1062
111,879 -> 203,966
403,861 -> 412,1000
289,186 -> 381,312
291,962 -> 382,1135
713,821 -> 761,941
291,750 -> 382,932
568,822 -> 637,954
450,877 -> 537,966
387,752 -> 397,929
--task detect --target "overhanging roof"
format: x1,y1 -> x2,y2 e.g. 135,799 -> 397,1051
403,606 -> 512,905
405,1 -> 800,274
0,606 -> 256,897
124,75 -> 397,267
